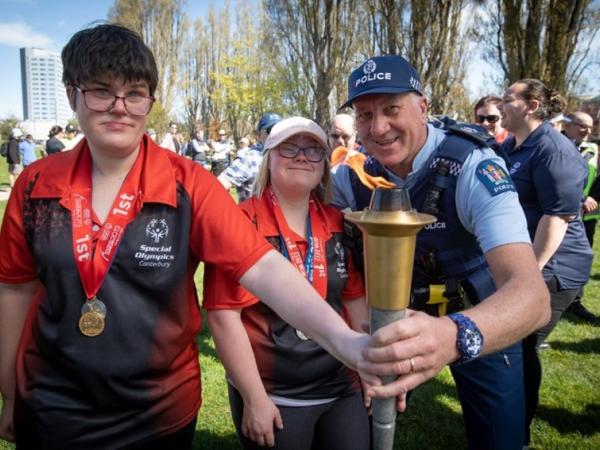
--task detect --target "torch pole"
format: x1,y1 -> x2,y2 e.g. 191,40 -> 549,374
345,188 -> 436,450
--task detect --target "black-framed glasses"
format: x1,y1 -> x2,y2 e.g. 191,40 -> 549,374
475,114 -> 500,124
277,143 -> 326,162
76,87 -> 155,116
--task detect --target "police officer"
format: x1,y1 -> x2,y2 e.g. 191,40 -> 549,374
332,56 -> 550,449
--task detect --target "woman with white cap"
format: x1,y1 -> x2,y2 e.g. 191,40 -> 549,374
204,117 -> 370,449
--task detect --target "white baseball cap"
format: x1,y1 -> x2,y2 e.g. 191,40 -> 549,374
11,128 -> 23,138
265,117 -> 328,151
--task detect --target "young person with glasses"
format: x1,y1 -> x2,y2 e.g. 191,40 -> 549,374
0,26 -> 370,449
473,95 -> 510,143
204,117 -> 370,450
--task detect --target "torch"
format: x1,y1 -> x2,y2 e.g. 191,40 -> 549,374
346,187 -> 436,450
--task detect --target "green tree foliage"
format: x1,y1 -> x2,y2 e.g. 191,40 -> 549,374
0,117 -> 20,142
146,99 -> 170,137
210,1 -> 286,143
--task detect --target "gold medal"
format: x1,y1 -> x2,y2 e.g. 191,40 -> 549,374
79,310 -> 105,337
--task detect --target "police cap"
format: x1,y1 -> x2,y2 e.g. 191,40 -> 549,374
341,55 -> 423,109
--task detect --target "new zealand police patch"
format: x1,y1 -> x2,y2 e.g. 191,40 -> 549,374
475,160 -> 516,196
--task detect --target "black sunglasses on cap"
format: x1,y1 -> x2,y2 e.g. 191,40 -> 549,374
475,115 -> 500,124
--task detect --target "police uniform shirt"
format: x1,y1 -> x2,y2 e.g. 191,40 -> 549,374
331,123 -> 530,253
501,122 -> 593,288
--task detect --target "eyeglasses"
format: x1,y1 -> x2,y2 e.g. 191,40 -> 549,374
475,115 -> 500,124
277,143 -> 326,162
76,87 -> 155,116
329,132 -> 354,143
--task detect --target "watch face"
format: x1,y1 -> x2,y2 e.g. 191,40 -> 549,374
465,329 -> 483,355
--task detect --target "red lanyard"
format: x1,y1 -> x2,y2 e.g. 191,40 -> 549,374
70,146 -> 143,301
266,187 -> 328,298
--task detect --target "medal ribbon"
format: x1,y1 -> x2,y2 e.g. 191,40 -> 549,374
267,187 -> 328,298
70,145 -> 143,302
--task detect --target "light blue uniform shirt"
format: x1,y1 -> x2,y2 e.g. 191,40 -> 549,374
331,124 -> 531,253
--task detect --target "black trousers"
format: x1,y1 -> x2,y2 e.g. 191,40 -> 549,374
228,384 -> 370,450
522,276 -> 579,445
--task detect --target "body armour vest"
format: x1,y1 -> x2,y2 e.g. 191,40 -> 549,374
349,127 -> 497,316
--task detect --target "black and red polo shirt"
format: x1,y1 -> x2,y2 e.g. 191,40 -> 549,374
0,136 -> 272,448
203,193 -> 364,401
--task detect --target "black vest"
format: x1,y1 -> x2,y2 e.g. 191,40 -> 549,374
349,125 -> 497,316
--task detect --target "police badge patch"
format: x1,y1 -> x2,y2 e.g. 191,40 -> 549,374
475,160 -> 516,196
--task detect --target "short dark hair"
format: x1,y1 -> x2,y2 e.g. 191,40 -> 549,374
516,79 -> 566,121
62,24 -> 158,95
473,95 -> 502,116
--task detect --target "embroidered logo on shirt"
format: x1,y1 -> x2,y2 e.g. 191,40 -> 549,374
475,160 -> 516,196
509,161 -> 521,175
134,219 -> 175,269
145,219 -> 169,243
334,242 -> 348,279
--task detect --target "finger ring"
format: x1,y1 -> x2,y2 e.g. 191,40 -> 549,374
409,357 -> 415,373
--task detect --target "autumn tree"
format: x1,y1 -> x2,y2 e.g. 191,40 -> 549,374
265,0 -> 362,126
108,0 -> 188,117
481,0 -> 599,93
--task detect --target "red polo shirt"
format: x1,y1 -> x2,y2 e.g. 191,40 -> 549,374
0,136 -> 272,448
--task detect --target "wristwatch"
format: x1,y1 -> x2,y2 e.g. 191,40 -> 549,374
447,313 -> 484,364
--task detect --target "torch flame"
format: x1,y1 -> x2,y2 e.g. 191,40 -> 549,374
331,146 -> 396,190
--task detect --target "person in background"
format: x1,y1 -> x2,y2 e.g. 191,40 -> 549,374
332,55 -> 550,449
548,113 -> 566,131
499,78 -> 593,448
18,134 -> 37,167
211,129 -> 232,176
328,113 -> 357,151
5,128 -> 23,188
0,24 -> 369,449
253,113 -> 282,153
62,124 -> 83,150
562,111 -> 599,324
188,129 -> 210,167
236,137 -> 251,159
473,95 -> 510,143
161,122 -> 181,153
45,125 -> 66,155
218,113 -> 282,202
146,128 -> 157,142
205,117 -> 369,450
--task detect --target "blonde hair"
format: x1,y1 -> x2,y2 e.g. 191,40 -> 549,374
253,147 -> 333,204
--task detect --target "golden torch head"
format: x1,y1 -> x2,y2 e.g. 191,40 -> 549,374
345,188 -> 436,310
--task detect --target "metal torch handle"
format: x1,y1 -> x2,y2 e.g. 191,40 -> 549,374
370,307 -> 406,450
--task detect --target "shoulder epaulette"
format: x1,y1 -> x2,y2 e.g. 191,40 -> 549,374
446,123 -> 495,148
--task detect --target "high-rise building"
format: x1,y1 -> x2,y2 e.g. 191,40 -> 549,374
20,47 -> 72,124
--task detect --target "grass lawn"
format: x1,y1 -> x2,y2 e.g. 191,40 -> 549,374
0,155 -> 598,449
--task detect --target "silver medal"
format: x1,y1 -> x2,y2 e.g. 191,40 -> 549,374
81,297 -> 107,319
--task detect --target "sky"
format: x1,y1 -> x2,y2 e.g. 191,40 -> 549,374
0,0 -> 209,119
1,0 -> 598,120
